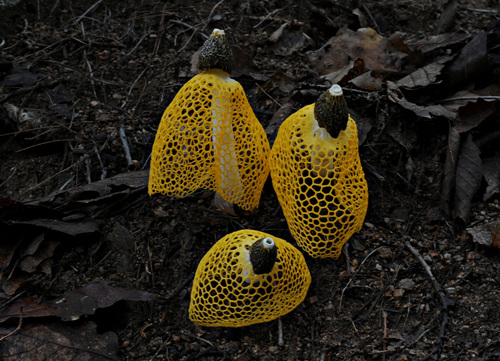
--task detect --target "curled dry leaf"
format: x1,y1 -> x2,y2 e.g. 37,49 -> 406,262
467,220 -> 500,247
387,81 -> 455,119
395,58 -> 450,89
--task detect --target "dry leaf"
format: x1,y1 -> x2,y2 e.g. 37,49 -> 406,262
467,220 -> 500,247
307,27 -> 406,75
321,58 -> 366,86
440,126 -> 461,217
0,284 -> 157,323
444,31 -> 488,89
395,58 -> 450,88
350,71 -> 383,91
454,134 -> 483,224
0,321 -> 119,361
387,81 -> 455,119
405,31 -> 470,54
483,156 -> 500,202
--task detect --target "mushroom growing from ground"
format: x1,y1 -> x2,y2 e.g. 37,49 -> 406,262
148,29 -> 270,212
269,85 -> 369,259
189,229 -> 311,327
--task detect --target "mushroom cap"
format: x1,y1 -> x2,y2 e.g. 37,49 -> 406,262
148,69 -> 270,211
269,104 -> 369,259
189,229 -> 311,327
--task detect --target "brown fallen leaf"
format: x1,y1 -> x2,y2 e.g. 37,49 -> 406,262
444,31 -> 488,90
307,27 -> 407,76
454,134 -> 483,224
467,220 -> 500,247
26,170 -> 149,215
269,22 -> 313,56
20,234 -> 59,274
440,126 -> 461,217
265,102 -> 295,140
0,321 -> 119,361
350,70 -> 383,91
387,81 -> 455,119
0,283 -> 157,323
434,0 -> 458,35
7,219 -> 99,237
483,156 -> 500,202
404,31 -> 470,54
260,71 -> 297,98
395,57 -> 451,89
321,58 -> 366,86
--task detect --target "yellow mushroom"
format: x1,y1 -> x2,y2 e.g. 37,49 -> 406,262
269,85 -> 368,259
148,29 -> 270,211
189,229 -> 311,327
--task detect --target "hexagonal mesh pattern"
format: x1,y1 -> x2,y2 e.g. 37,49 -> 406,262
189,229 -> 311,327
269,104 -> 368,259
148,69 -> 270,211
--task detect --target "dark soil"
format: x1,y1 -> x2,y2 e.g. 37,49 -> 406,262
1,1 -> 500,360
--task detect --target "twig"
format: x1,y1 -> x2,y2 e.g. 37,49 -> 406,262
338,246 -> 385,312
59,176 -> 74,191
84,153 -> 92,184
361,4 -> 382,34
93,144 -> 107,180
311,322 -> 316,361
201,0 -> 225,31
405,242 -> 451,360
460,6 -> 498,13
255,82 -> 282,108
122,66 -> 149,109
439,95 -> 500,103
163,275 -> 193,301
278,317 -> 284,346
17,158 -> 85,199
0,309 -> 23,341
119,125 -> 134,167
253,7 -> 285,29
84,50 -> 97,99
76,0 -> 103,23
382,310 -> 387,361
179,332 -> 213,347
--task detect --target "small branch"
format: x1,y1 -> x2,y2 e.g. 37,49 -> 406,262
439,95 -> 500,103
201,0 -> 225,32
119,125 -> 134,167
405,242 -> 451,360
76,0 -> 103,23
0,309 -> 23,341
278,317 -> 284,346
338,246 -> 385,312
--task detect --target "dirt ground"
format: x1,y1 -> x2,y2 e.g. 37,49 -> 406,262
1,0 -> 500,360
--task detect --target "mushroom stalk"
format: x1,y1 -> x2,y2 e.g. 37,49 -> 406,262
203,29 -> 243,205
211,74 -> 243,203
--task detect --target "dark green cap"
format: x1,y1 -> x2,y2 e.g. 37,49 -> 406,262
198,29 -> 234,74
250,237 -> 278,274
314,85 -> 349,138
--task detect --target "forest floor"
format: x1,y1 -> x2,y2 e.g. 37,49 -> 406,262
1,1 -> 500,360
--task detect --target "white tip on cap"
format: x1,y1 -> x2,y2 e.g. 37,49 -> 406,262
262,237 -> 275,249
212,29 -> 225,36
329,84 -> 343,96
